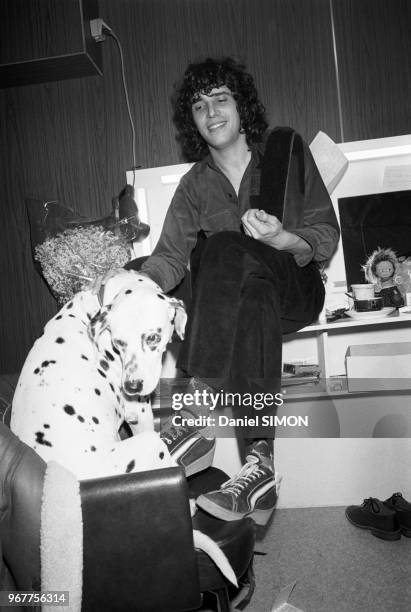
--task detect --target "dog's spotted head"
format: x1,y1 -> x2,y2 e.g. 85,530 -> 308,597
88,284 -> 187,397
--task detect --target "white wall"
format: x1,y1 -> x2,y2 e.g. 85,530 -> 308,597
274,438 -> 411,508
212,438 -> 411,508
211,397 -> 411,508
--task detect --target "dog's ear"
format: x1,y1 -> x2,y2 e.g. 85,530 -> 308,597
88,307 -> 110,346
168,298 -> 187,340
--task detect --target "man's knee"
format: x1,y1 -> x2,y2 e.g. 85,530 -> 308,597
202,230 -> 240,250
198,231 -> 254,265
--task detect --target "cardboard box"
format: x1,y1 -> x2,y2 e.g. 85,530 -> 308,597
345,342 -> 411,392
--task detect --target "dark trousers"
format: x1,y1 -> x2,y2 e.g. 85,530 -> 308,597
127,232 -> 324,445
177,231 -> 325,442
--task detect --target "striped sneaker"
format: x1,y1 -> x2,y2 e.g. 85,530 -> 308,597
196,446 -> 280,525
160,409 -> 216,477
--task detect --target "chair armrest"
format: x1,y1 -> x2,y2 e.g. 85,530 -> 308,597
0,374 -> 19,427
80,466 -> 201,612
0,423 -> 45,591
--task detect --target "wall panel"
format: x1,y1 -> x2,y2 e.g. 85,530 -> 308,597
332,0 -> 411,141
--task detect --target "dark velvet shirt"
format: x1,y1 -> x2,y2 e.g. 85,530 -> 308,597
141,132 -> 340,292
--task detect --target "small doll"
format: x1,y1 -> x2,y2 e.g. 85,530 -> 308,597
362,247 -> 405,308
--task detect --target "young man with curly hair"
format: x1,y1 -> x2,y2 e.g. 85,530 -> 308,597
134,57 -> 340,524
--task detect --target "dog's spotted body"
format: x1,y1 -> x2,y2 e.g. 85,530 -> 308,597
11,270 -> 186,480
10,270 -> 238,586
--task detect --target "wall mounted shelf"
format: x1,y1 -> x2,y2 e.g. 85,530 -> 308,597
0,0 -> 102,88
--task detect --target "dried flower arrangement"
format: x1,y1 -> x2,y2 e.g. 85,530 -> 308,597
34,225 -> 131,304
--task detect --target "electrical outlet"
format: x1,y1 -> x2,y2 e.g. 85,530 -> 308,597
90,18 -> 110,42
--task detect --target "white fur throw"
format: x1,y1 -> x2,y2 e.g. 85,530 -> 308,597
41,461 -> 82,612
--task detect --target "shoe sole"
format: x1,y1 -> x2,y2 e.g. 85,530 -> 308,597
345,510 -> 401,541
400,525 -> 411,537
196,494 -> 274,526
179,441 -> 216,478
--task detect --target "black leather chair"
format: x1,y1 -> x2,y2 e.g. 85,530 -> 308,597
0,415 -> 255,612
189,470 -> 256,612
0,423 -> 200,611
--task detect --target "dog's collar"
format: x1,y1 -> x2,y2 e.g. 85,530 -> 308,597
97,285 -> 105,307
96,284 -> 121,308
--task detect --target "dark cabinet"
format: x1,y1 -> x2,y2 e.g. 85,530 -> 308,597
0,0 -> 102,88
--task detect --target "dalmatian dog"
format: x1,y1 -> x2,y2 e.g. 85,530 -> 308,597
11,270 -> 185,479
10,269 -> 237,585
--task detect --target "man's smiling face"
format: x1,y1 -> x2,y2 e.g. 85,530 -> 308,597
191,86 -> 243,152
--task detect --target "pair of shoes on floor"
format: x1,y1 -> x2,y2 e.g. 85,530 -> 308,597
196,440 -> 280,526
160,408 -> 216,478
345,493 -> 411,540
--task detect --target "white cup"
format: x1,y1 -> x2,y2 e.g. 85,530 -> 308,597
351,283 -> 375,300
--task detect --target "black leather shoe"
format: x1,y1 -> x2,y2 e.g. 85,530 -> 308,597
383,492 -> 411,537
345,497 -> 401,540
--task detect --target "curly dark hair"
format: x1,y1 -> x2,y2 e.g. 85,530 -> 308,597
173,57 -> 268,161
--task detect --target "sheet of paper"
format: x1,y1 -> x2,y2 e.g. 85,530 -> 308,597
382,165 -> 411,191
271,581 -> 304,611
310,131 -> 349,194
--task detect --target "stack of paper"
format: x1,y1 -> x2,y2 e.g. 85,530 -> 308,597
310,131 -> 349,194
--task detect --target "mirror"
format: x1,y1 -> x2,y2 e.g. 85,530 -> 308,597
338,189 -> 411,287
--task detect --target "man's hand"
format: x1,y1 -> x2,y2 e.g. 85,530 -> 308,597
241,209 -> 313,262
242,209 -> 285,248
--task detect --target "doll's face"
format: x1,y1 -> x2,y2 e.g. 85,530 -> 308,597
375,260 -> 394,280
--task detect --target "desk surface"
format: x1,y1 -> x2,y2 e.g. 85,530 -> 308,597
298,310 -> 411,333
